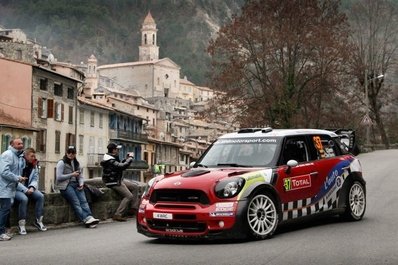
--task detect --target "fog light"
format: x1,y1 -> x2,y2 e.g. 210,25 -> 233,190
219,221 -> 224,228
143,218 -> 147,223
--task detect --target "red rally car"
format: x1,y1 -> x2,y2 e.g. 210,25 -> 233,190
136,128 -> 366,240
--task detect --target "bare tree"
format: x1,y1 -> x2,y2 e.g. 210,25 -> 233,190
348,0 -> 398,148
208,0 -> 352,128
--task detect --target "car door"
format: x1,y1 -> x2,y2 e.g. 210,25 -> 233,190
275,136 -> 320,220
309,134 -> 351,211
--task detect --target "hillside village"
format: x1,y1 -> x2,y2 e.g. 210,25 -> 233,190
0,12 -> 239,193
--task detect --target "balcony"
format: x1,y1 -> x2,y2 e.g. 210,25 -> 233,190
109,129 -> 149,144
87,153 -> 104,167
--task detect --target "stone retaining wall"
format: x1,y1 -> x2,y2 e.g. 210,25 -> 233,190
9,178 -> 145,227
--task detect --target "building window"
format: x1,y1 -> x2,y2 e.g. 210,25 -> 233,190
89,136 -> 95,153
144,34 -> 147,45
67,87 -> 74,99
36,130 -> 46,152
79,135 -> 84,155
79,109 -> 84,124
54,83 -> 63,97
68,106 -> 73,124
65,133 -> 75,152
55,102 -> 64,121
16,49 -> 22,60
38,98 -> 54,119
1,134 -> 12,153
55,130 -> 61,153
40,78 -> 48,91
90,111 -> 95,127
99,113 -> 103,128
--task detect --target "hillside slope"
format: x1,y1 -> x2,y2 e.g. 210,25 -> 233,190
0,0 -> 244,85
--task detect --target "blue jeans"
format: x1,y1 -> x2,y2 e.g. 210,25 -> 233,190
0,198 -> 12,234
15,190 -> 44,220
60,182 -> 92,222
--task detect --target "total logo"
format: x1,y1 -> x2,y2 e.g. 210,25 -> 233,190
284,175 -> 311,191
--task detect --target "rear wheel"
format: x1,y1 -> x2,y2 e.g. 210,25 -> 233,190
342,181 -> 366,221
245,193 -> 278,240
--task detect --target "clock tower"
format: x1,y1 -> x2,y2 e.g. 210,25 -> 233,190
139,11 -> 159,61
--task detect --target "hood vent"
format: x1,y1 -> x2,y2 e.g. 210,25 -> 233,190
181,169 -> 210,178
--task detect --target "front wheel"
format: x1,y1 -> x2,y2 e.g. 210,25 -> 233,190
245,193 -> 278,240
342,181 -> 366,221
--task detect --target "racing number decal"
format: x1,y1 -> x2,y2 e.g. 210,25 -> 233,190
313,136 -> 325,159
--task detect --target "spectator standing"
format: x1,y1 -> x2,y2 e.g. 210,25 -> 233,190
0,138 -> 26,241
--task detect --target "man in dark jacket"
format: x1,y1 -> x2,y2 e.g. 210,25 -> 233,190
101,143 -> 138,222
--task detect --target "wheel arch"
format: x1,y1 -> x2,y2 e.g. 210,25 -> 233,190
241,183 -> 282,219
338,171 -> 366,208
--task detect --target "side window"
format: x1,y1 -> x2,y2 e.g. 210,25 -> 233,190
312,135 -> 339,159
281,137 -> 309,164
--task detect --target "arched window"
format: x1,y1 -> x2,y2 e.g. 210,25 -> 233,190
1,134 -> 12,153
21,136 -> 31,149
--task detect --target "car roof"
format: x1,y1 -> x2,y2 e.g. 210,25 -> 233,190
218,128 -> 338,139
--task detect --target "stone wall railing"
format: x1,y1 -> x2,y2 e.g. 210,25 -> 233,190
9,178 -> 145,227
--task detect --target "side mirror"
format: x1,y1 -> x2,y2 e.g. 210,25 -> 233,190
189,161 -> 196,168
285,159 -> 298,174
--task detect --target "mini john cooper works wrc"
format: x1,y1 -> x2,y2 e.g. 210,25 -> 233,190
137,128 -> 366,240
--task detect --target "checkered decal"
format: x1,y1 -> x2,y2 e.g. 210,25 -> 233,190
282,168 -> 349,221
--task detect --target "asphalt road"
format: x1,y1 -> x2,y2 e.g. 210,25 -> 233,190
1,149 -> 397,265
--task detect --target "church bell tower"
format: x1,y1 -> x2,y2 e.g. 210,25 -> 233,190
139,11 -> 159,61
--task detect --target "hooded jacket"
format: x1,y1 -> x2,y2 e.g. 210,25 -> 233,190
0,146 -> 24,198
100,153 -> 132,187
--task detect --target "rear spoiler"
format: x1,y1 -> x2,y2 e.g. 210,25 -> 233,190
325,128 -> 360,155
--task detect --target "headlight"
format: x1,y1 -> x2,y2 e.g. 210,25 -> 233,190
215,177 -> 245,198
142,177 -> 157,198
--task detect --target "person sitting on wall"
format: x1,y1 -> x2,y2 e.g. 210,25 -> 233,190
56,146 -> 99,228
101,143 -> 138,222
14,148 -> 47,235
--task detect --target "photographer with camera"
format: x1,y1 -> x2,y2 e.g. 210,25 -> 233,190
101,143 -> 138,222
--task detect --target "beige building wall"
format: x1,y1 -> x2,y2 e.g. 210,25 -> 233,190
98,58 -> 180,99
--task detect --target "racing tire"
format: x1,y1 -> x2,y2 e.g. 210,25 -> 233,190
245,193 -> 278,240
342,181 -> 366,221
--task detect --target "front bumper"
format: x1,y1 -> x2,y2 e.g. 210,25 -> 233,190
136,198 -> 249,240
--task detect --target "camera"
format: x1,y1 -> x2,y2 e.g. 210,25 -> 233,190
127,152 -> 135,158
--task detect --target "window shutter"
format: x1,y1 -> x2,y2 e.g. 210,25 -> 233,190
61,103 -> 64,121
47,99 -> 54,118
38,98 -> 43,117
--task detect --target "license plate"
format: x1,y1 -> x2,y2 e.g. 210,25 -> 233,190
153,212 -> 173,220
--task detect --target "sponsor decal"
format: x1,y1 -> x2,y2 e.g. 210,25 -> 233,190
216,138 -> 278,145
313,136 -> 326,159
284,174 -> 311,191
215,202 -> 234,208
313,160 -> 350,203
174,181 -> 181,186
210,212 -> 234,217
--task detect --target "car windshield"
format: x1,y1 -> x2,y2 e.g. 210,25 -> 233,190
197,137 -> 279,168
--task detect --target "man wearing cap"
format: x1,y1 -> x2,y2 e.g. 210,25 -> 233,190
101,143 -> 138,222
56,146 -> 99,228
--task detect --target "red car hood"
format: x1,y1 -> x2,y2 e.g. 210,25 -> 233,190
152,167 -> 265,191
